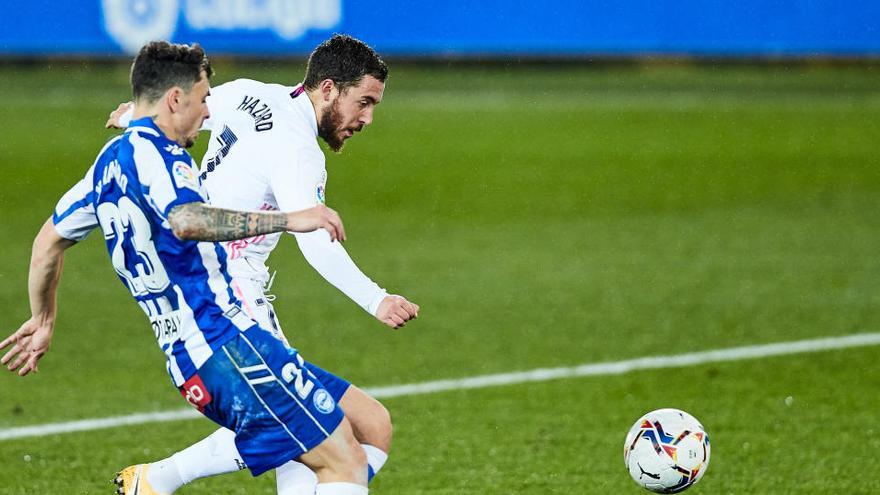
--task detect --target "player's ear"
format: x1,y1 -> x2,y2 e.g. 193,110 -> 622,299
166,87 -> 183,113
319,79 -> 335,102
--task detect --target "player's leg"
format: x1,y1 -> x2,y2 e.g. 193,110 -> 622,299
209,326 -> 367,487
246,279 -> 390,492
115,278 -> 387,495
113,387 -> 389,495
333,383 -> 392,478
339,385 -> 392,455
117,325 -> 365,494
306,364 -> 392,476
275,370 -> 391,494
115,279 -> 282,494
298,417 -> 368,494
236,277 -> 336,494
114,427 -> 246,494
115,392 -> 388,495
245,279 -> 393,476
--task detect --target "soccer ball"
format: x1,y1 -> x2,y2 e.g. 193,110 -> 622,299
623,408 -> 710,493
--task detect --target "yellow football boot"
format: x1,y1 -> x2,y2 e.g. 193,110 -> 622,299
113,464 -> 165,495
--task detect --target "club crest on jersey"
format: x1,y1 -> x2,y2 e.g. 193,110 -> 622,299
312,388 -> 336,414
173,161 -> 200,192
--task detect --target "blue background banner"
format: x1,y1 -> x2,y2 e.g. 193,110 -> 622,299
1,0 -> 878,57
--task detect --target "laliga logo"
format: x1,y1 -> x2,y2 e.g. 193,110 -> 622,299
103,0 -> 342,54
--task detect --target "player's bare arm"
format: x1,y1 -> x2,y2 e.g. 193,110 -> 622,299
0,218 -> 76,376
168,202 -> 346,242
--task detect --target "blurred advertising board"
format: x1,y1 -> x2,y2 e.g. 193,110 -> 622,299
1,0 -> 878,57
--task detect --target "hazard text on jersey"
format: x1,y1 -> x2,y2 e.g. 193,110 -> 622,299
237,95 -> 274,132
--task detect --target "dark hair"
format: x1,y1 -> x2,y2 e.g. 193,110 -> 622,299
303,34 -> 388,93
131,41 -> 213,104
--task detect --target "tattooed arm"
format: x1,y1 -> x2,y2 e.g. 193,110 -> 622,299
167,203 -> 346,242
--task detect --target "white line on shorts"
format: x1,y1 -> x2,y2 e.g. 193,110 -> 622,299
1,332 -> 879,442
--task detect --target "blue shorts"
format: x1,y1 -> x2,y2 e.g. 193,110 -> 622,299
304,361 -> 351,403
179,326 -> 346,476
227,278 -> 351,404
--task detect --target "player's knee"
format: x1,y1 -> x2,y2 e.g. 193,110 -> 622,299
342,387 -> 393,453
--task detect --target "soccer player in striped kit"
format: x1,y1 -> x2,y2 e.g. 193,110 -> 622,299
104,35 -> 419,494
2,41 -> 375,495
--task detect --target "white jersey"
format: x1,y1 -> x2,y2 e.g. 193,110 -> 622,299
198,79 -> 387,315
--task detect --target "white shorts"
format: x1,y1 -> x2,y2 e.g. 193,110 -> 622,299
230,277 -> 288,346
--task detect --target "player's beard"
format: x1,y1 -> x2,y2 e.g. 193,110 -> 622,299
317,98 -> 346,153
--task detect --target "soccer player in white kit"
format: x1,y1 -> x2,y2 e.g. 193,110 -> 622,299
108,35 -> 419,494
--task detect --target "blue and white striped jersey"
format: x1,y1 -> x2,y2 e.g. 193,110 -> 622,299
52,117 -> 258,387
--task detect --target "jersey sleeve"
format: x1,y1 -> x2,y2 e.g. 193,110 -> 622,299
52,165 -> 98,242
293,231 -> 389,315
129,131 -> 206,216
269,147 -> 388,315
118,105 -> 134,128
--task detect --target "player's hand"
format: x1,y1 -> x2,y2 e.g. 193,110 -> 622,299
287,204 -> 346,242
376,295 -> 419,329
0,317 -> 54,376
105,101 -> 134,129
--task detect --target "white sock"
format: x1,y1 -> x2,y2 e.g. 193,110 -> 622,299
315,482 -> 368,495
144,459 -> 184,494
361,444 -> 388,480
148,428 -> 244,493
276,460 -> 318,495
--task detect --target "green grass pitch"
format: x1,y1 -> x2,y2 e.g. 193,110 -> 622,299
0,61 -> 879,493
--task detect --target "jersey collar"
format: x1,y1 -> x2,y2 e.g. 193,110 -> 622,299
127,116 -> 165,139
289,84 -> 318,138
